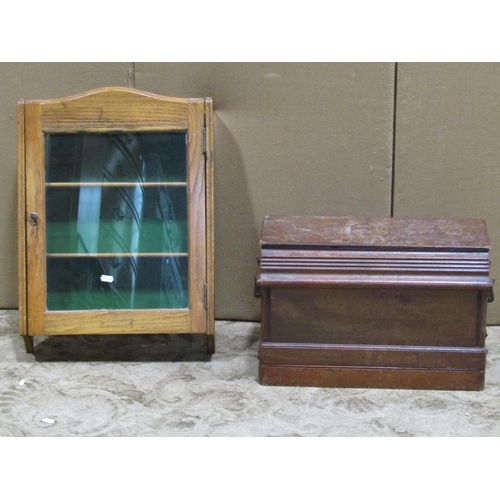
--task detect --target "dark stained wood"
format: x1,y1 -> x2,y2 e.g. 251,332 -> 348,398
268,288 -> 479,347
259,365 -> 485,391
259,343 -> 486,370
260,215 -> 490,251
256,216 -> 494,391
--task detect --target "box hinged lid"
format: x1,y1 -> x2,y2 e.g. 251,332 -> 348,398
256,216 -> 493,289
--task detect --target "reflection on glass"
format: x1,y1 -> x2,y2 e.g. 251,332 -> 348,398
47,257 -> 188,310
46,186 -> 187,254
45,132 -> 189,311
45,133 -> 187,183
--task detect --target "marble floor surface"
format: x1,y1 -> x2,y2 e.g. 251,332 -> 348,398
1,309 -> 500,437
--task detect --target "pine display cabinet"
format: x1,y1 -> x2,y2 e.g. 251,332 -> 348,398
18,87 -> 215,354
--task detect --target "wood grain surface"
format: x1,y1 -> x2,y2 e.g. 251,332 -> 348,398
19,87 -> 214,351
257,215 -> 493,390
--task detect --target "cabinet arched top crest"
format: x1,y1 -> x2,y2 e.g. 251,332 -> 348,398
22,86 -> 209,133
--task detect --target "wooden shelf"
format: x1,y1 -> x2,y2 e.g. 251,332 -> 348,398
47,252 -> 189,258
46,182 -> 187,188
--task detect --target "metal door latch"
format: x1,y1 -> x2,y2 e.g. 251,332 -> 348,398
29,212 -> 38,226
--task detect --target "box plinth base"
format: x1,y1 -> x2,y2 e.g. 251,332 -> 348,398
258,342 -> 486,390
259,365 -> 485,391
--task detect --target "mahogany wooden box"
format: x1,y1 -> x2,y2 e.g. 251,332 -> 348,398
255,216 -> 494,390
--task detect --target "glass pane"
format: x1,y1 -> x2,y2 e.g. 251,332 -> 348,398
44,132 -> 190,311
45,132 -> 187,183
46,185 -> 188,254
47,256 -> 188,310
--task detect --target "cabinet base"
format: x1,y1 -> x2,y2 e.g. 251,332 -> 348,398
207,334 -> 215,354
22,335 -> 34,354
20,332 -> 215,356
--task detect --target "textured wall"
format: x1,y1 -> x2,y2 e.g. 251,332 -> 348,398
3,62 -> 499,324
393,63 -> 500,323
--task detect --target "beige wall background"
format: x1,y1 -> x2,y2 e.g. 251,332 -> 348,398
1,62 -> 499,324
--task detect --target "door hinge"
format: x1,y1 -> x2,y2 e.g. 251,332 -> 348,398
203,283 -> 208,310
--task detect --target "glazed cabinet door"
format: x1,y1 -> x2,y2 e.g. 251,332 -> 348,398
19,88 -> 213,340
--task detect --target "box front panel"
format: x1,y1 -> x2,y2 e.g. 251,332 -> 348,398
269,287 -> 480,347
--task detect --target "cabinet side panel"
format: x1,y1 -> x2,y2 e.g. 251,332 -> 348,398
188,100 -> 207,332
17,102 -> 27,337
205,98 -> 215,337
